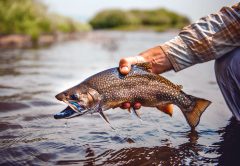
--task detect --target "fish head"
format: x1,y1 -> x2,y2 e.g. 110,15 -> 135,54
54,84 -> 100,119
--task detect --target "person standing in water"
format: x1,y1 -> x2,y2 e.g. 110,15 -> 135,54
118,3 -> 240,120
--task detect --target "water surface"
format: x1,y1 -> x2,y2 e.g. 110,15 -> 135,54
0,31 -> 239,165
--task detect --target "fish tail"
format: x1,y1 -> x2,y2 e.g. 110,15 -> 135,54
181,96 -> 211,129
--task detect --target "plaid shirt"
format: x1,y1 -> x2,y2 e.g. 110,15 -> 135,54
161,3 -> 240,72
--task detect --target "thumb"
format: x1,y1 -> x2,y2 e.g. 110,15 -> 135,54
119,56 -> 145,75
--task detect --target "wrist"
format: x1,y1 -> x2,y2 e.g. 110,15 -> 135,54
140,46 -> 173,73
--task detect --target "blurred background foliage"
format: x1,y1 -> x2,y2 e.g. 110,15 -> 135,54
89,8 -> 190,31
0,0 -> 90,40
0,0 -> 190,42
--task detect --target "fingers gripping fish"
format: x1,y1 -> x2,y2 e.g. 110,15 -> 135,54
54,63 -> 211,129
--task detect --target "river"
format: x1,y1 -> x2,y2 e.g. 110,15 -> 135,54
0,31 -> 239,165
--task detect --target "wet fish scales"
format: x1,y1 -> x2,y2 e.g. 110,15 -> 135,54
85,66 -> 190,110
55,64 -> 211,129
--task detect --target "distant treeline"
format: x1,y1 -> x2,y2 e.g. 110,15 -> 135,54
89,8 -> 190,31
0,0 -> 190,43
0,0 -> 90,41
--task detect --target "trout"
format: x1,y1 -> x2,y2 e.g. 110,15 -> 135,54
54,64 -> 211,129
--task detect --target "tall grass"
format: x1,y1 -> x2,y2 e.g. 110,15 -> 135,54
0,0 -> 90,41
89,8 -> 190,31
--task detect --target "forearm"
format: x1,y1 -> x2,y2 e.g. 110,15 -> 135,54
161,3 -> 240,72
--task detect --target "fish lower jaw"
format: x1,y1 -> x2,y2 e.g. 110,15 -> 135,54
63,100 -> 84,113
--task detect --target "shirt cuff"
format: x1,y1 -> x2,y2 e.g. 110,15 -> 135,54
160,36 -> 196,72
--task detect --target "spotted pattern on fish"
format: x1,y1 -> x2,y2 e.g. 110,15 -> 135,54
55,64 -> 211,128
83,65 -> 192,110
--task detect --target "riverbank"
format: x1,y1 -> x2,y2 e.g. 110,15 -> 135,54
0,33 -> 85,49
0,29 -> 179,49
0,0 -> 90,49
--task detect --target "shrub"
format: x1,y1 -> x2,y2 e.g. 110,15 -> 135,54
89,8 -> 190,31
89,9 -> 140,29
130,9 -> 172,25
0,0 -> 53,37
0,0 -> 90,41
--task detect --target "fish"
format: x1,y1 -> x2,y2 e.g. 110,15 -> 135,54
54,63 -> 211,129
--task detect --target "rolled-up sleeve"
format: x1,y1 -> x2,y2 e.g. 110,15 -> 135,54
161,3 -> 240,72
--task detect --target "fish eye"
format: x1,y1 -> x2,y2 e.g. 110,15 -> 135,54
71,93 -> 79,100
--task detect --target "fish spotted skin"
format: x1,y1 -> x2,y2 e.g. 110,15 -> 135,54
55,64 -> 211,128
84,66 -> 188,109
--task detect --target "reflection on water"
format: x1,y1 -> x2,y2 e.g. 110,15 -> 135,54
0,31 -> 238,165
216,118 -> 240,165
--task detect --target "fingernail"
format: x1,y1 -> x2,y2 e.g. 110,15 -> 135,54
121,102 -> 131,109
134,103 -> 141,109
121,66 -> 129,72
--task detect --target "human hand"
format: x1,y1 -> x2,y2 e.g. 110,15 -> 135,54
119,46 -> 173,75
118,46 -> 173,110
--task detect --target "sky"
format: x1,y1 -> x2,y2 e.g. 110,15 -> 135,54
42,0 -> 238,22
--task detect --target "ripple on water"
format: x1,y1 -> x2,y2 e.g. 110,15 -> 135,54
0,31 -> 234,165
0,122 -> 23,132
29,100 -> 58,107
0,102 -> 29,112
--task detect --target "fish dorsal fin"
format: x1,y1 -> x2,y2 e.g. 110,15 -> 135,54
177,85 -> 183,90
134,62 -> 152,72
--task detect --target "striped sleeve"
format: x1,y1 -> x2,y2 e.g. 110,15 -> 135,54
161,3 -> 240,72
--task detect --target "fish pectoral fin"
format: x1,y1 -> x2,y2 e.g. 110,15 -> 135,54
181,96 -> 211,129
130,107 -> 142,121
156,104 -> 173,117
98,110 -> 115,130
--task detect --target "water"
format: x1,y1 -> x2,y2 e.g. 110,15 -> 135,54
0,31 -> 239,165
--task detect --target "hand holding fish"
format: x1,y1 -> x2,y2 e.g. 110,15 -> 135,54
119,46 -> 173,75
119,45 -> 173,111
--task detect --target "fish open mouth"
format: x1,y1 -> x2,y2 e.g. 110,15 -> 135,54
54,101 -> 88,119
